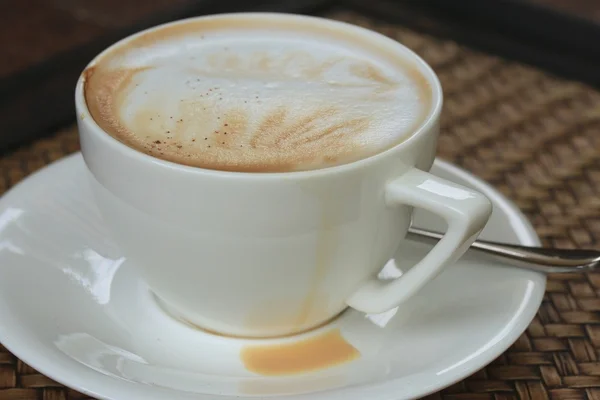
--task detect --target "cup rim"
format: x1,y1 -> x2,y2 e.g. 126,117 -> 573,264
75,12 -> 443,179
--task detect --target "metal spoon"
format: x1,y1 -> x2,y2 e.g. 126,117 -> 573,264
406,227 -> 600,274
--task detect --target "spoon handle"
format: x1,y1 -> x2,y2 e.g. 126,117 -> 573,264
406,227 -> 600,274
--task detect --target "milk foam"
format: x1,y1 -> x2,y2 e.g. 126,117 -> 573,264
84,19 -> 431,172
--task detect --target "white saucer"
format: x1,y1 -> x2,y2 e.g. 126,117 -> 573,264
0,154 -> 545,400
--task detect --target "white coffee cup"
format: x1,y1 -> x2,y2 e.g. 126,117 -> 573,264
76,13 -> 492,338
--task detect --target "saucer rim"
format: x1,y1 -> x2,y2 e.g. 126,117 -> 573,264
0,153 -> 546,400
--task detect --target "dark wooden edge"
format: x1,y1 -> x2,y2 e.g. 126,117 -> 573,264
346,0 -> 600,89
0,0 -> 337,155
425,0 -> 600,59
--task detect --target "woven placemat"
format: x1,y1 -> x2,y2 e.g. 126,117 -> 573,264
1,10 -> 599,400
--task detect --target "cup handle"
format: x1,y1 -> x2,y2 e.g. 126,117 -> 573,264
346,167 -> 493,313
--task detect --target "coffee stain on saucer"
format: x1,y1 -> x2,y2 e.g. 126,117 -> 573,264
240,328 -> 360,376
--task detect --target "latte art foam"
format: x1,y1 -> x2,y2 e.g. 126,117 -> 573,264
84,16 -> 432,172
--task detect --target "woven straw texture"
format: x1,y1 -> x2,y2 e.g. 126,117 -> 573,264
1,10 -> 600,400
